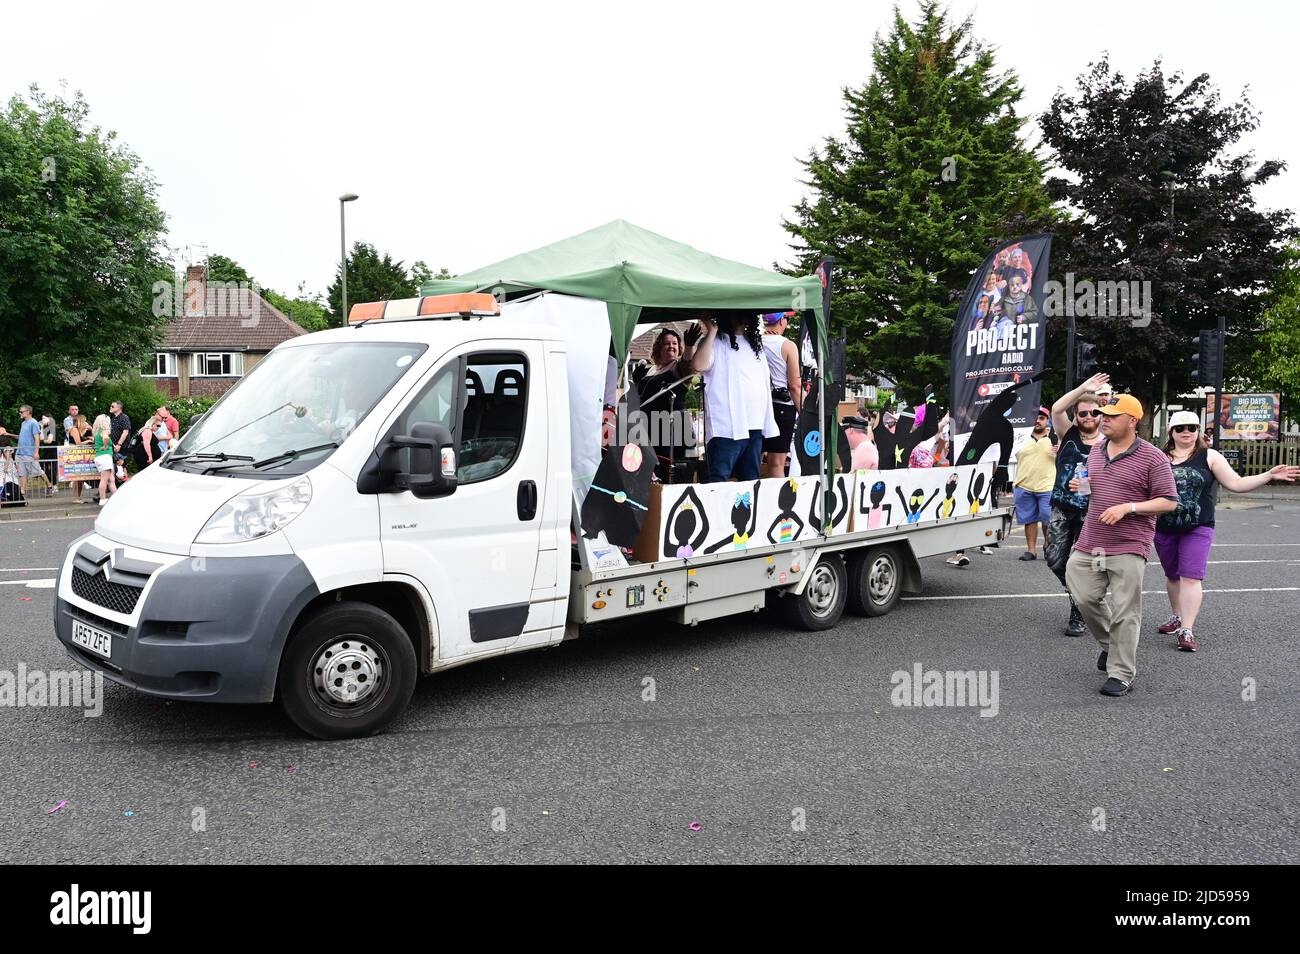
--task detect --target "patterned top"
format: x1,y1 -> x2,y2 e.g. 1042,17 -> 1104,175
1156,448 -> 1216,532
1073,437 -> 1178,558
1051,425 -> 1096,512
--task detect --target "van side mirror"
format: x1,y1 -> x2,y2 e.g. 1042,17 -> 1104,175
391,422 -> 456,498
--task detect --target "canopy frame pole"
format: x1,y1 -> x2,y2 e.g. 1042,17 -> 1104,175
819,257 -> 835,534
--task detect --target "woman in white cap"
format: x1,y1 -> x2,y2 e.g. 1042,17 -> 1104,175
1153,410 -> 1299,651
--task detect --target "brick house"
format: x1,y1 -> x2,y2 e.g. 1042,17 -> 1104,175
144,264 -> 308,398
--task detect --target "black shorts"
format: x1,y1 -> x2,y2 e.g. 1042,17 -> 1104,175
763,401 -> 797,453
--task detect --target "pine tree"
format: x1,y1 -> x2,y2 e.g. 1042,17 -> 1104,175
783,1 -> 1052,400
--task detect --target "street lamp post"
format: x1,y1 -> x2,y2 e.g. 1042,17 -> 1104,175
339,193 -> 358,322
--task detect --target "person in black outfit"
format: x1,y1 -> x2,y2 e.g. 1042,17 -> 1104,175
635,328 -> 695,482
108,401 -> 132,464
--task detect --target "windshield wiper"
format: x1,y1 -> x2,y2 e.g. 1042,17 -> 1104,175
248,443 -> 339,470
167,451 -> 256,472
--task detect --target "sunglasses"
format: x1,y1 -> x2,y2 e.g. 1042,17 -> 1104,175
1076,409 -> 1101,418
1171,424 -> 1200,434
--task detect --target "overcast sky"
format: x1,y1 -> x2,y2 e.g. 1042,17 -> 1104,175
5,0 -> 1297,299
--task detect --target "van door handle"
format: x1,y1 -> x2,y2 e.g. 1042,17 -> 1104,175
517,480 -> 537,521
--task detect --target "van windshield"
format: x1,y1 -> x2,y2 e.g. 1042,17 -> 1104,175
166,340 -> 426,476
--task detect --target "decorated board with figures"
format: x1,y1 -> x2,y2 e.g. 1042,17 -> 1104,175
637,475 -> 843,562
847,462 -> 996,532
618,462 -> 995,566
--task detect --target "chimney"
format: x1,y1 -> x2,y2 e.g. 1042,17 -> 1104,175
184,264 -> 207,317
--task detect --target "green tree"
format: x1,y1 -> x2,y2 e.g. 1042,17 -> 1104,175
264,283 -> 331,332
200,254 -> 331,332
1040,58 -> 1295,412
782,1 -> 1053,400
0,85 -> 171,418
205,253 -> 253,285
1244,243 -> 1300,398
409,260 -> 433,288
326,242 -> 427,325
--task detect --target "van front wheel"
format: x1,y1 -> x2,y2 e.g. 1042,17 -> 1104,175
278,602 -> 417,740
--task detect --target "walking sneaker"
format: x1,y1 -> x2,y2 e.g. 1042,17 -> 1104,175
1176,628 -> 1198,653
98,498 -> 107,507
978,546 -> 995,555
1065,603 -> 1087,637
946,554 -> 970,567
1096,650 -> 1108,672
1157,614 -> 1182,635
1100,677 -> 1132,697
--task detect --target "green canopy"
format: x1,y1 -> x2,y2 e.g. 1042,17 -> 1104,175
418,219 -> 826,363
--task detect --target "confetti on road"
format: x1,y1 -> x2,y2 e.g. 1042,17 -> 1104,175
1163,767 -> 1175,773
47,800 -> 68,814
689,822 -> 702,832
249,761 -> 257,769
287,766 -> 297,774
123,810 -> 135,817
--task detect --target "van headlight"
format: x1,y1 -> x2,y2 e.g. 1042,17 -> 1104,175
196,477 -> 312,544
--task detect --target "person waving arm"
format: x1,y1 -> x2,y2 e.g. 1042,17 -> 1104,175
1206,452 -> 1300,492
1051,372 -> 1109,437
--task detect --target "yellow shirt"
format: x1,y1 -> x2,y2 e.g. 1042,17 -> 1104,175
1014,436 -> 1056,493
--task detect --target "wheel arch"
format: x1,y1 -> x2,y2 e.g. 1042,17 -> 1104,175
286,580 -> 434,684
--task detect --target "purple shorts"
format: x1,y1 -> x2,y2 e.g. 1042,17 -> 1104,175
1153,526 -> 1214,581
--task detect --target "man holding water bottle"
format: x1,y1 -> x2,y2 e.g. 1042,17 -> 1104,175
1046,374 -> 1109,636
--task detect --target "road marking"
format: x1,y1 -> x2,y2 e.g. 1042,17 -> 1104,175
998,541 -> 1300,549
903,587 -> 1300,602
0,567 -> 59,572
0,578 -> 55,587
0,515 -> 98,526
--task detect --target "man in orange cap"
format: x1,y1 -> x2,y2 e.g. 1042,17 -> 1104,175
1064,394 -> 1178,696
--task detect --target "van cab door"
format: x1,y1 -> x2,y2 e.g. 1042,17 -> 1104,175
377,342 -> 550,661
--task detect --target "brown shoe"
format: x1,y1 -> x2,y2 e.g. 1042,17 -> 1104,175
1176,628 -> 1198,652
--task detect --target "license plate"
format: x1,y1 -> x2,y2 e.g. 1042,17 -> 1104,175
71,619 -> 113,660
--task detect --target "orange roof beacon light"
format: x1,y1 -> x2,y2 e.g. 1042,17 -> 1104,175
348,293 -> 501,325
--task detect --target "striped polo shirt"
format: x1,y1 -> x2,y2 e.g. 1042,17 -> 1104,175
1073,437 -> 1178,558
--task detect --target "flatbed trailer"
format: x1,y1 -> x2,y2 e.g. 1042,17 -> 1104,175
572,504 -> 1011,630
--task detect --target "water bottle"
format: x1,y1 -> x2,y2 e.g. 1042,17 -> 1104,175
1074,461 -> 1090,496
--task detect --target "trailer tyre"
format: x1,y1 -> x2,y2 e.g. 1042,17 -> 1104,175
846,545 -> 903,617
278,601 -> 417,740
780,554 -> 846,631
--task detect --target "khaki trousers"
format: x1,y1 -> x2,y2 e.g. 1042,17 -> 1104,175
1065,549 -> 1146,682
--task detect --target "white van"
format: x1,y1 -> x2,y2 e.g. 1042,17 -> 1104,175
55,293 -> 1010,738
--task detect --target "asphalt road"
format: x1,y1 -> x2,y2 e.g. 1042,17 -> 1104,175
2,504 -> 1297,864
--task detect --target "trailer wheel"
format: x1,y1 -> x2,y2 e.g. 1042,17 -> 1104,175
278,601 -> 417,740
780,554 -> 846,631
846,545 -> 903,617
